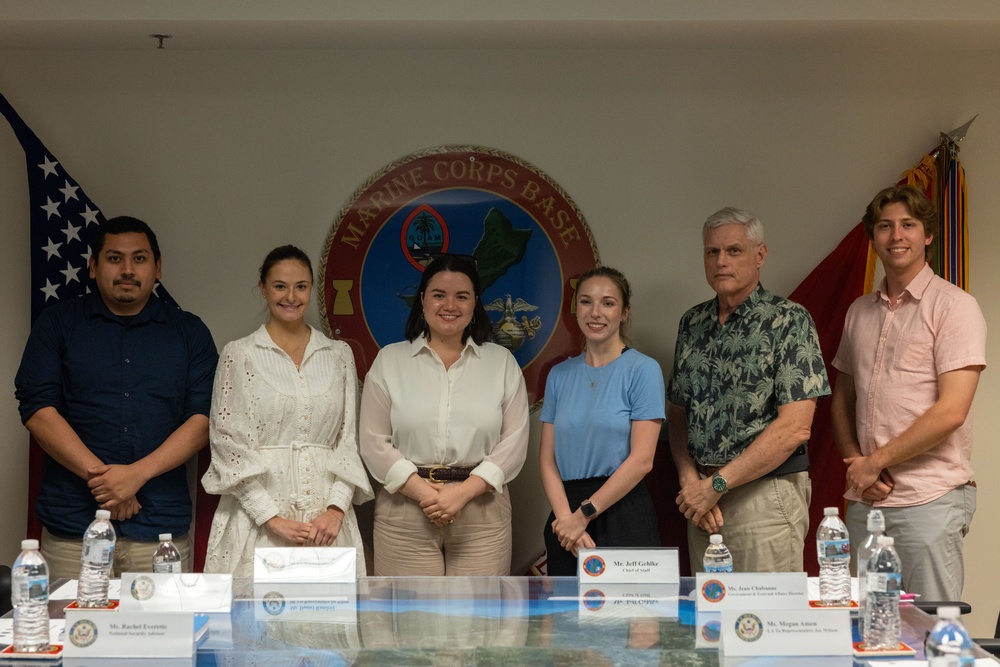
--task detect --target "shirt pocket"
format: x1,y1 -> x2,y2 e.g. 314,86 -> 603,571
893,330 -> 935,373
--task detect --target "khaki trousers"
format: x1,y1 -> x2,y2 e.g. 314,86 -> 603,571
373,484 -> 512,576
42,527 -> 192,580
687,471 -> 811,573
846,483 -> 975,601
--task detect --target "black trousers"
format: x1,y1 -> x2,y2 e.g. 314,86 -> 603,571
544,476 -> 660,576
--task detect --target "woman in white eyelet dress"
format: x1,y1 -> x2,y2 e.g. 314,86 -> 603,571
202,245 -> 372,577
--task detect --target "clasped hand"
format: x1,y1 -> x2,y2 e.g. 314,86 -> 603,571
843,456 -> 894,501
676,477 -> 724,533
265,507 -> 345,546
419,482 -> 470,526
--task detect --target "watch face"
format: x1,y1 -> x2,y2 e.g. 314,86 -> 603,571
581,501 -> 597,518
712,474 -> 727,493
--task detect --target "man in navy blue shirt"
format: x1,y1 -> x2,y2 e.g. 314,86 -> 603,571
15,216 -> 218,578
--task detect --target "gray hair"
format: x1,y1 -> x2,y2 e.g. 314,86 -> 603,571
702,207 -> 765,246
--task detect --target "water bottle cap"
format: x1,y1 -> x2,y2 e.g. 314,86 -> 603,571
159,533 -> 173,541
95,509 -> 111,520
866,509 -> 885,530
937,606 -> 961,620
823,506 -> 839,516
709,534 -> 723,544
21,539 -> 39,550
877,535 -> 894,546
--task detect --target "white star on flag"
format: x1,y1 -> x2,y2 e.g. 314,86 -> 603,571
41,238 -> 63,259
60,262 -> 83,284
59,180 -> 80,202
80,205 -> 100,227
39,279 -> 60,301
38,155 -> 59,178
40,196 -> 61,220
62,221 -> 82,243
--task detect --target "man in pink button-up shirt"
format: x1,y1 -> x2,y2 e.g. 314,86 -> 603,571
831,185 -> 986,601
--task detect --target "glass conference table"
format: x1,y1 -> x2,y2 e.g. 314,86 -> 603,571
7,576 -> 999,666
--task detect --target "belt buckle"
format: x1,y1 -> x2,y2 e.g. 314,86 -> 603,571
427,465 -> 447,483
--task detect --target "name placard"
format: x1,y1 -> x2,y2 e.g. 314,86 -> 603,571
576,583 -> 679,619
576,548 -> 679,583
253,582 -> 358,623
253,546 -> 357,583
118,573 -> 232,613
695,572 -> 809,611
720,608 -> 852,657
62,610 -> 194,658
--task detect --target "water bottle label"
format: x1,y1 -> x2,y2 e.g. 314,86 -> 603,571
866,571 -> 901,593
817,538 -> 850,559
83,539 -> 115,564
152,561 -> 182,574
705,564 -> 733,573
14,575 -> 49,602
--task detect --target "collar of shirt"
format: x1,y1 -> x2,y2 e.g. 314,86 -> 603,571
250,324 -> 333,365
712,282 -> 767,323
875,262 -> 934,304
85,291 -> 169,326
408,335 -> 483,360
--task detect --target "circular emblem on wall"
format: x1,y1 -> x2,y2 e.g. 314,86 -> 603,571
130,575 -> 155,601
262,591 -> 286,616
69,619 -> 99,648
319,146 -> 600,405
581,555 -> 606,577
734,613 -> 764,642
701,579 -> 726,603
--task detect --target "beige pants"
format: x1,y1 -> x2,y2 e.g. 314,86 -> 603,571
373,484 -> 512,576
688,471 -> 811,573
42,527 -> 192,580
846,483 -> 976,601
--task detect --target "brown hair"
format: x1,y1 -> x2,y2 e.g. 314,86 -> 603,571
576,266 -> 632,345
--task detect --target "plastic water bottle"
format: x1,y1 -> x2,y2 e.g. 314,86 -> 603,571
703,534 -> 733,573
77,509 -> 116,607
925,606 -> 975,666
11,539 -> 50,653
864,535 -> 901,651
856,509 -> 885,639
152,533 -> 182,573
816,506 -> 851,605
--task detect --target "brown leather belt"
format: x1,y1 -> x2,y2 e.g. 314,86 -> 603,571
696,444 -> 809,479
417,465 -> 476,483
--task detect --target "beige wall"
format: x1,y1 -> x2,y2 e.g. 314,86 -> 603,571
2,45 -> 999,633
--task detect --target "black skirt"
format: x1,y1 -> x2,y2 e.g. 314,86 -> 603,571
544,476 -> 660,576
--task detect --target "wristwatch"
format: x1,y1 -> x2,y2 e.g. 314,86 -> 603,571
711,471 -> 729,494
580,499 -> 598,519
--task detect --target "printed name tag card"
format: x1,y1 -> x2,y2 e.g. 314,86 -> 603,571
118,573 -> 232,613
576,583 -> 680,619
695,572 -> 809,611
720,608 -> 852,657
576,548 -> 679,583
253,582 -> 358,623
62,610 -> 194,658
253,546 -> 357,583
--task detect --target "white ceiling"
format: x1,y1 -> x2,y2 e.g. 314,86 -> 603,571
2,1 -> 1000,51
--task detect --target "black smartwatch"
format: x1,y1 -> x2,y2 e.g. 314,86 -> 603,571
711,471 -> 729,494
580,499 -> 598,519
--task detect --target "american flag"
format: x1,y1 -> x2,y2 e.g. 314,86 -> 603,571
1,91 -> 220,570
0,90 -> 176,323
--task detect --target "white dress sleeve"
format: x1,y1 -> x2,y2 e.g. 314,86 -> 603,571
201,340 -> 281,526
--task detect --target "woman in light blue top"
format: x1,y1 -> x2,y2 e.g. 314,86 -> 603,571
539,266 -> 665,576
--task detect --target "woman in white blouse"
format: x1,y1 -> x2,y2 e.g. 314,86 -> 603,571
203,245 -> 373,577
360,254 -> 529,576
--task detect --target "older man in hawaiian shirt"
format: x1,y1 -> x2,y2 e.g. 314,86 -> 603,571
667,207 -> 830,572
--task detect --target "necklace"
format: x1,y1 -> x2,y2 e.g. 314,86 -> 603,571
583,346 -> 629,388
584,365 -> 602,389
